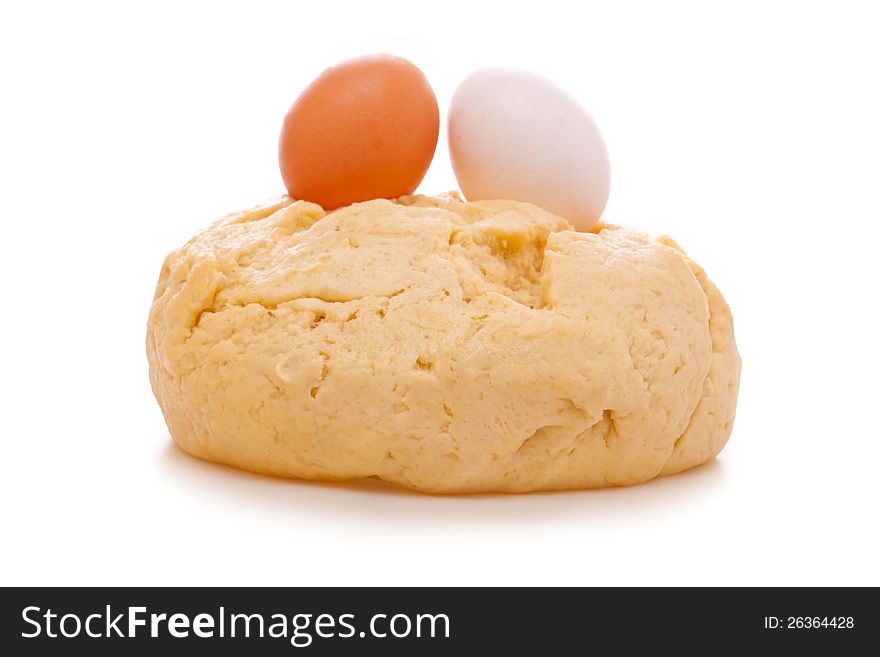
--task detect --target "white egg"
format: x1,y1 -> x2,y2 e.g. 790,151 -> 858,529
448,68 -> 610,231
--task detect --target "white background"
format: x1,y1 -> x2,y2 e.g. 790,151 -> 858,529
2,0 -> 878,586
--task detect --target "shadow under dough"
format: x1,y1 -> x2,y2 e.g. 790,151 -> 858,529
158,436 -> 728,527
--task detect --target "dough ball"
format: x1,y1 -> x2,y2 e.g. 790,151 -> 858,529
147,194 -> 740,493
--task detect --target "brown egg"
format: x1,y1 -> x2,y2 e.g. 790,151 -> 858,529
279,54 -> 440,209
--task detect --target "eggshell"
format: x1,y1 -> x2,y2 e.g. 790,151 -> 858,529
448,68 -> 610,231
279,54 -> 439,209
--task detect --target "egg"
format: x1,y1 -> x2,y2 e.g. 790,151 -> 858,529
448,68 -> 610,231
279,54 -> 439,209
